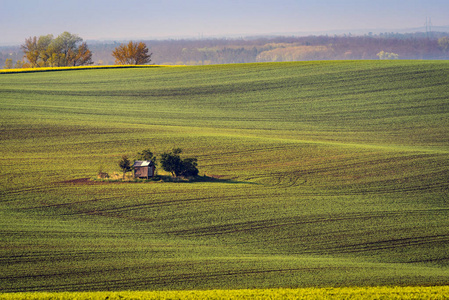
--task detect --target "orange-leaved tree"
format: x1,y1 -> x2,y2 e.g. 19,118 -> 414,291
21,36 -> 40,67
68,42 -> 93,66
112,41 -> 152,65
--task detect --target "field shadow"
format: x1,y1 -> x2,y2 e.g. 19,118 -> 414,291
156,175 -> 256,185
191,175 -> 257,184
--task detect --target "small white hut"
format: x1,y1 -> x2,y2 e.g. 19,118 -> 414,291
133,161 -> 155,179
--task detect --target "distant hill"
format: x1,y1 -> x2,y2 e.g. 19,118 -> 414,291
281,25 -> 449,36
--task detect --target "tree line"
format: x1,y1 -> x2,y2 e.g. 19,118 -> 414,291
3,31 -> 151,69
2,31 -> 449,68
87,32 -> 449,65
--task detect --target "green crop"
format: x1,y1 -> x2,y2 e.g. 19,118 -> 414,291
1,61 -> 448,292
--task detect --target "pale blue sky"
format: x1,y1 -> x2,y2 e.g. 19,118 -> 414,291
1,0 -> 448,45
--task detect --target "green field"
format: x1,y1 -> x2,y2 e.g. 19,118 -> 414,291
1,61 -> 448,294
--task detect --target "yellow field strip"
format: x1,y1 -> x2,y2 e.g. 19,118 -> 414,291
1,286 -> 448,299
0,65 -> 182,74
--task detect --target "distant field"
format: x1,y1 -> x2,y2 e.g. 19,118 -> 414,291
0,61 -> 448,293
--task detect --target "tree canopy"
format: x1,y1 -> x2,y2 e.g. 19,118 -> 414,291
136,148 -> 157,166
160,148 -> 199,177
21,32 -> 93,68
112,41 -> 152,65
118,155 -> 133,179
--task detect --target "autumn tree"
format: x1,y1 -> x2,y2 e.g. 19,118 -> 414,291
14,60 -> 25,69
21,32 -> 93,68
112,41 -> 152,65
21,36 -> 39,67
69,42 -> 94,66
4,59 -> 13,69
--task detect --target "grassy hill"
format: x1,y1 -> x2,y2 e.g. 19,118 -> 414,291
0,61 -> 448,292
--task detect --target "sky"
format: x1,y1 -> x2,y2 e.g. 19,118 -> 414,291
1,0 -> 448,45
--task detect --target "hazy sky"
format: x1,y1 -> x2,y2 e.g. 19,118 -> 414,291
1,0 -> 448,45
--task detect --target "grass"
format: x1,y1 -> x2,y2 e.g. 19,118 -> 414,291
0,60 -> 448,294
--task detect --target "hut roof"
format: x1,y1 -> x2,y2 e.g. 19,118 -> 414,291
133,160 -> 153,167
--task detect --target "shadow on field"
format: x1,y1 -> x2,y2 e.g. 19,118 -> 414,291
190,175 -> 256,184
157,175 -> 256,185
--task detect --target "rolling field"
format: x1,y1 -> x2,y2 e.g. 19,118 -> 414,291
1,61 -> 448,295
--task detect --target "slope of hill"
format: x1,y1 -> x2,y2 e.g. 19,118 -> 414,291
0,61 -> 448,292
